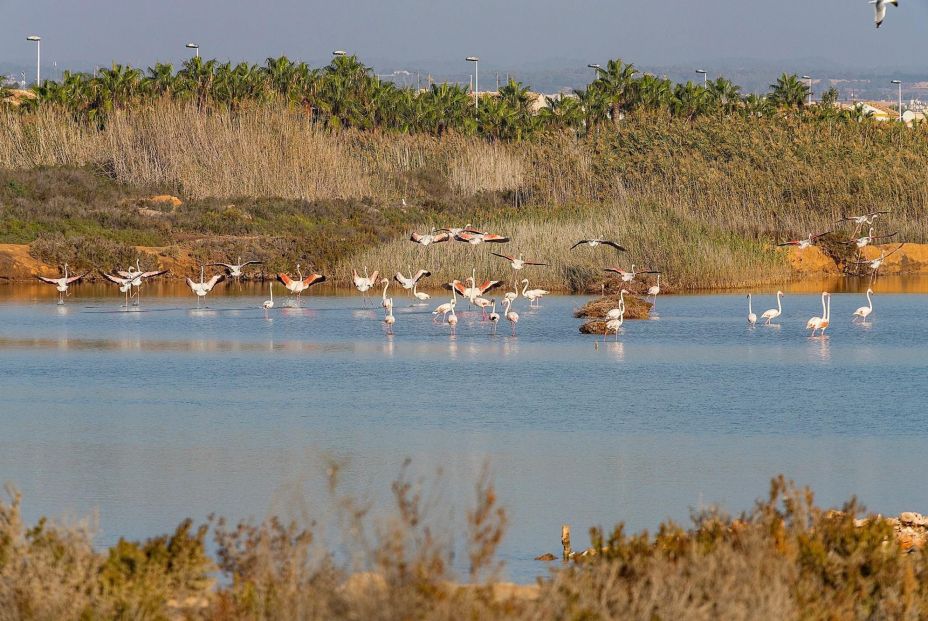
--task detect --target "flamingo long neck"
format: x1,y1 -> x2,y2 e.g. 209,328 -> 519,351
382,281 -> 389,299
413,282 -> 418,295
521,280 -> 529,296
821,293 -> 826,318
825,295 -> 831,321
656,274 -> 660,286
619,290 -> 625,307
777,293 -> 782,313
270,282 -> 273,300
747,295 -> 752,314
491,301 -> 496,314
200,266 -> 205,284
867,290 -> 873,310
64,264 -> 69,279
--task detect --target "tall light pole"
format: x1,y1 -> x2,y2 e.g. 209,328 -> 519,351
802,75 -> 812,105
26,36 -> 41,85
695,68 -> 707,87
891,80 -> 902,121
466,56 -> 479,111
185,42 -> 199,58
587,63 -> 601,82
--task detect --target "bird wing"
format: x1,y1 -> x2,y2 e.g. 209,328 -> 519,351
140,270 -> 168,278
603,267 -> 626,274
369,270 -> 380,282
206,275 -> 224,288
241,261 -> 263,267
445,280 -> 467,295
477,280 -> 504,293
811,230 -> 832,240
569,240 -> 588,250
185,277 -> 197,289
36,276 -> 61,285
491,252 -> 516,262
100,271 -> 128,284
394,272 -> 409,284
410,232 -> 423,243
454,231 -> 478,242
208,263 -> 234,270
432,232 -> 451,243
524,260 -> 549,266
463,225 -> 484,234
65,272 -> 90,284
413,270 -> 432,282
602,240 -> 627,251
302,273 -> 326,287
277,273 -> 294,286
116,270 -> 132,278
883,243 -> 905,257
871,232 -> 898,241
482,234 -> 510,243
352,270 -> 363,286
875,3 -> 886,26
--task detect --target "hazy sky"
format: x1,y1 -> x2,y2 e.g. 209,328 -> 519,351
1,0 -> 926,72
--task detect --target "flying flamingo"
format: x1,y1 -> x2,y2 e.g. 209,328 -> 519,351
36,263 -> 88,304
840,210 -> 889,232
521,279 -> 549,307
450,271 -> 503,305
186,265 -> 225,307
570,238 -> 626,252
99,271 -> 136,308
276,264 -> 326,306
352,267 -> 380,305
440,224 -> 481,237
852,243 -> 903,275
488,299 -> 500,334
846,227 -> 897,249
208,257 -> 262,280
604,265 -> 658,283
384,305 -> 396,334
380,278 -> 393,310
777,231 -> 831,250
806,292 -> 828,336
747,294 -> 757,326
452,230 -> 510,245
394,269 -> 431,296
504,298 -> 519,335
853,289 -> 874,321
490,252 -> 548,270
409,229 -> 451,246
262,282 -> 274,314
761,291 -> 784,325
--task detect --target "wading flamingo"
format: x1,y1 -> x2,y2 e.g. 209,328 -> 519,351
432,287 -> 457,323
394,269 -> 431,296
807,292 -> 828,336
352,267 -> 380,305
490,252 -> 548,270
853,289 -> 874,321
117,259 -> 168,306
36,263 -> 88,304
605,309 -> 624,341
447,304 -> 458,335
570,238 -> 626,252
450,271 -> 503,304
473,296 -> 493,319
606,289 -> 628,320
277,264 -> 326,306
504,282 -> 519,304
208,257 -> 262,280
819,293 -> 832,335
521,279 -> 549,307
412,282 -> 430,304
262,283 -> 274,314
100,271 -> 136,308
186,265 -> 224,307
504,298 -> 519,335
488,300 -> 500,334
380,278 -> 393,310
647,274 -> 661,298
384,305 -> 396,334
761,291 -> 784,325
747,294 -> 757,326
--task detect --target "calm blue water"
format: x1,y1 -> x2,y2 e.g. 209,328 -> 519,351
1,283 -> 926,581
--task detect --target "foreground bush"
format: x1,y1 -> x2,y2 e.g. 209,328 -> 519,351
1,473 -> 926,620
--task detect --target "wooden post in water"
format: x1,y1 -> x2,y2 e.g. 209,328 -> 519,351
561,524 -> 572,561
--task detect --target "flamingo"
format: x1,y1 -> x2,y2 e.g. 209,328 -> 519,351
846,227 -> 897,249
409,229 -> 451,246
186,265 -> 225,308
384,305 -> 396,335
452,230 -> 509,245
379,278 -> 393,310
570,238 -> 626,252
819,293 -> 832,335
394,269 -> 431,296
473,296 -> 493,319
36,263 -> 88,304
604,264 -> 658,283
521,279 -> 549,307
853,289 -> 874,321
840,210 -> 889,230
208,257 -> 262,280
647,274 -> 661,298
504,281 -> 519,304
806,292 -> 828,336
262,282 -> 274,314
450,271 -> 503,304
412,282 -> 431,304
777,231 -> 831,249
276,264 -> 326,306
447,304 -> 458,335
352,267 -> 380,305
490,252 -> 548,270
100,271 -> 136,308
852,243 -> 903,274
605,311 -> 624,341
440,224 -> 481,237
761,291 -> 784,325
747,294 -> 757,326
432,287 -> 457,323
871,0 -> 898,28
504,298 -> 519,335
488,299 -> 500,334
606,289 -> 628,320
117,259 -> 168,306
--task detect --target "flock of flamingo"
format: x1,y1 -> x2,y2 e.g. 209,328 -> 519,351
33,214 -> 900,339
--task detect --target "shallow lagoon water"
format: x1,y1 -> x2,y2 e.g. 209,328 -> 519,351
1,282 -> 927,581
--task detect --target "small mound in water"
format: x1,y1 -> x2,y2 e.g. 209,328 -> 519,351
576,293 -> 652,334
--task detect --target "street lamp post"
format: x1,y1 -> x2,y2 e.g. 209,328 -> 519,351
587,63 -> 601,82
466,56 -> 479,111
185,43 -> 199,58
26,36 -> 41,85
332,50 -> 346,57
695,69 -> 707,87
891,80 -> 902,121
802,75 -> 812,105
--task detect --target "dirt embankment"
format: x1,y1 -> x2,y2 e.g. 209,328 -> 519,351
787,243 -> 928,275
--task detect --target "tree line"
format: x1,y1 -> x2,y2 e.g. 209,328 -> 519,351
5,55 -> 875,138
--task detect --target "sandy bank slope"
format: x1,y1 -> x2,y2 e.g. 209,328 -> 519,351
787,243 -> 928,275
0,243 -> 202,280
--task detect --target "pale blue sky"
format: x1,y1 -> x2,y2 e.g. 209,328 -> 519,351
1,0 -> 925,72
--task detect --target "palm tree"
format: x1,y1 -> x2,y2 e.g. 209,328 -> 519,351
768,73 -> 809,111
144,63 -> 176,99
592,58 -> 637,124
741,93 -> 773,118
706,77 -> 741,115
178,56 -> 218,110
670,81 -> 712,120
539,94 -> 584,132
574,86 -> 609,134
